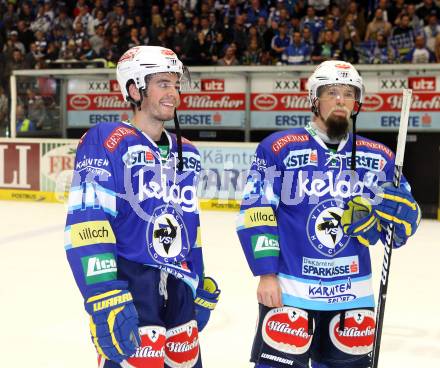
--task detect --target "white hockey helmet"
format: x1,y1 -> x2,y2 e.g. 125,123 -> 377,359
307,60 -> 364,112
116,46 -> 184,102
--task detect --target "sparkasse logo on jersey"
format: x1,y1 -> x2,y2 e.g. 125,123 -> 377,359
283,148 -> 318,169
81,253 -> 117,285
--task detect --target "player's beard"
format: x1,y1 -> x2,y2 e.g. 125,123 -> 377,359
324,107 -> 351,141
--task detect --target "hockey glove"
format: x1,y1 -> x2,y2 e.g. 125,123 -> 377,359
341,196 -> 381,246
374,182 -> 421,242
194,276 -> 221,332
85,286 -> 141,363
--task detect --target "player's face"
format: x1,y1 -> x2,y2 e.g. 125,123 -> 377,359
317,84 -> 357,140
318,84 -> 356,121
144,73 -> 181,122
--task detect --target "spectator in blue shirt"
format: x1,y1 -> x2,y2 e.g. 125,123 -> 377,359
282,31 -> 311,64
271,22 -> 292,62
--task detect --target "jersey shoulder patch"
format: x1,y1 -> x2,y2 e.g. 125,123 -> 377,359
355,136 -> 394,159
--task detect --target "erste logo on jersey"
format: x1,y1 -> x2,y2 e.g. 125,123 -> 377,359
146,205 -> 190,263
262,307 -> 313,354
347,151 -> 386,172
122,145 -> 156,168
306,198 -> 349,257
283,148 -> 318,169
329,310 -> 375,355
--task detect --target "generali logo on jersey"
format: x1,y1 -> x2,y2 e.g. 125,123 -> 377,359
104,126 -> 138,152
0,142 -> 40,190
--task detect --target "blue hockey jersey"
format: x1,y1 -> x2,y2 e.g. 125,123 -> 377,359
65,121 -> 204,299
237,124 -> 408,311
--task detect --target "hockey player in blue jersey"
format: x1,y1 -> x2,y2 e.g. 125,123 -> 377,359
236,60 -> 420,368
65,46 -> 220,368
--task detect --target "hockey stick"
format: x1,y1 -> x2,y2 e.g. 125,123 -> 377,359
371,88 -> 413,368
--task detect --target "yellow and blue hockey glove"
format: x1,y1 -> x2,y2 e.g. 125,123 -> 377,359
341,196 -> 382,247
374,182 -> 421,243
194,276 -> 221,332
85,286 -> 141,363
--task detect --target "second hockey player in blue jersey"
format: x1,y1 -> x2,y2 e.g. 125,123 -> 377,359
237,60 -> 421,368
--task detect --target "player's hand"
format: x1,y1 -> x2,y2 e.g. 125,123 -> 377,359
85,288 -> 140,363
257,274 -> 282,308
341,196 -> 381,246
194,276 -> 221,332
373,182 -> 421,241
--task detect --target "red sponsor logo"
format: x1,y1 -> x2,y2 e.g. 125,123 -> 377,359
127,326 -> 166,367
165,321 -> 199,368
104,126 -> 138,152
67,94 -> 131,110
69,94 -> 91,110
362,94 -> 383,111
180,93 -> 245,110
300,78 -> 309,92
408,77 -> 436,91
253,94 -> 277,110
422,113 -> 432,126
356,139 -> 393,159
335,63 -> 351,69
201,79 -> 224,92
161,48 -> 176,56
330,310 -> 375,355
119,46 -> 141,63
262,307 -> 313,354
0,143 -> 40,190
250,93 -> 309,111
271,134 -> 309,154
110,80 -> 121,93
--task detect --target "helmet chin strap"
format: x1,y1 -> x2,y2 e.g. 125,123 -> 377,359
349,102 -> 362,171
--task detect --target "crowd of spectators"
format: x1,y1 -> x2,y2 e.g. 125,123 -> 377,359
2,0 -> 440,135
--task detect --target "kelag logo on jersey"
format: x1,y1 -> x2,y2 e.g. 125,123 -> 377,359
347,151 -> 386,172
122,145 -> 155,168
283,148 -> 318,169
146,205 -> 190,263
306,198 -> 349,257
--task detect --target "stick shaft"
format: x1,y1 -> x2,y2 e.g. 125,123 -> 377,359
371,89 -> 412,368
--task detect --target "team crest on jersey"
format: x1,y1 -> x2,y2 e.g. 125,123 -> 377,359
306,198 -> 350,257
146,205 -> 190,263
